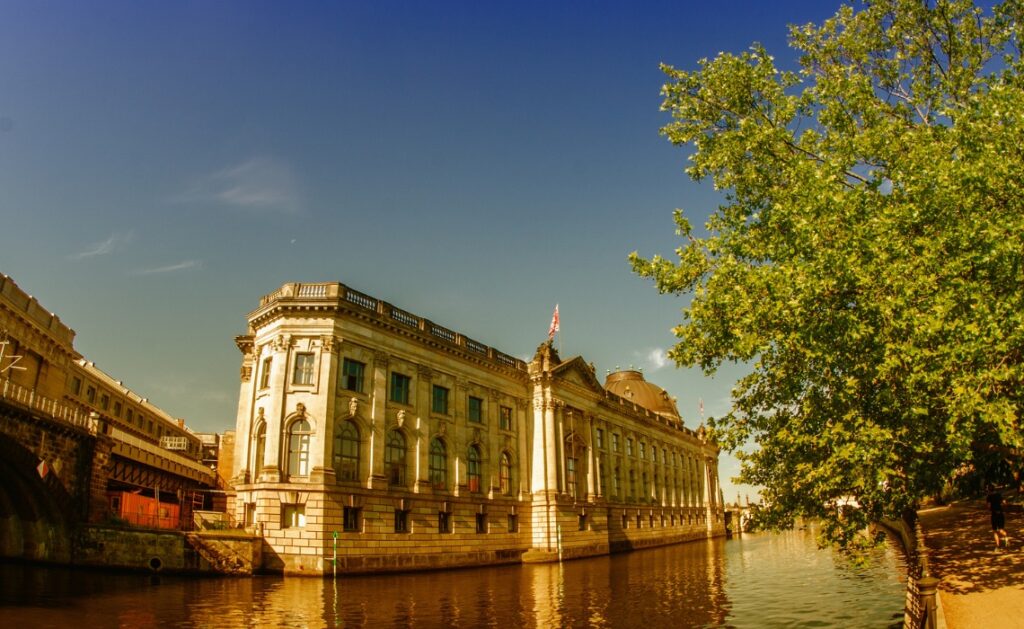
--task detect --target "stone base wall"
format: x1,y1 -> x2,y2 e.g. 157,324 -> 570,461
241,482 -> 530,574
238,483 -> 726,574
73,525 -> 262,575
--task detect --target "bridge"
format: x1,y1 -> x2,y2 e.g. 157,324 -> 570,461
0,377 -> 215,563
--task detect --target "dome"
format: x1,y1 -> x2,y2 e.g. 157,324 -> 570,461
604,370 -> 682,422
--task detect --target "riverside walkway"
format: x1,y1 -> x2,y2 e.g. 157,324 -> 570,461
918,491 -> 1024,628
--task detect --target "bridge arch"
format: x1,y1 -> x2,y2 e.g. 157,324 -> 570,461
0,431 -> 75,562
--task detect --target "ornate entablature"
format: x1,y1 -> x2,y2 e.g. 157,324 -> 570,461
247,282 -> 529,380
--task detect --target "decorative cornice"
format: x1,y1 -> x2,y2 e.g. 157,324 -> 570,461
234,335 -> 255,356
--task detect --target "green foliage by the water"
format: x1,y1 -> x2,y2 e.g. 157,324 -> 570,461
633,0 -> 1024,551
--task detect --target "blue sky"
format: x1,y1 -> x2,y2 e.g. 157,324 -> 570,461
0,0 -> 838,502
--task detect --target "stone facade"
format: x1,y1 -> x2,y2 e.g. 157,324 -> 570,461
231,282 -> 725,574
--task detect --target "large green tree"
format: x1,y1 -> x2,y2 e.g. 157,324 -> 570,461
632,0 -> 1024,547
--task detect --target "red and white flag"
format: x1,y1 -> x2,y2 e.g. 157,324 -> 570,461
548,304 -> 560,339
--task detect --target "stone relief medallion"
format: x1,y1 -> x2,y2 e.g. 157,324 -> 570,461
397,409 -> 406,428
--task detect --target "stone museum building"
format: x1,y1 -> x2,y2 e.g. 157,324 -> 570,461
230,281 -> 725,573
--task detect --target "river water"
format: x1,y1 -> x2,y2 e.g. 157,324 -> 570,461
0,526 -> 905,628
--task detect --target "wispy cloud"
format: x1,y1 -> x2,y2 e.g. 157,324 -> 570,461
634,346 -> 670,371
134,259 -> 203,275
71,231 -> 134,259
178,156 -> 301,213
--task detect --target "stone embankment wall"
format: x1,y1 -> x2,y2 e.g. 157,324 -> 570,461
877,514 -> 945,629
73,525 -> 262,575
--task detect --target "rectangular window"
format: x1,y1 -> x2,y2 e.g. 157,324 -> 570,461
126,409 -> 133,423
636,513 -> 642,528
639,442 -> 645,459
282,504 -> 306,528
507,514 -> 518,533
147,420 -> 153,432
438,511 -> 451,534
113,401 -> 122,417
432,385 -> 449,414
343,507 -> 361,532
468,396 -> 483,423
621,513 -> 628,529
341,358 -> 364,393
390,372 -> 411,404
475,513 -> 488,534
611,433 -> 619,452
292,353 -> 315,385
394,509 -> 410,534
86,386 -> 96,404
578,514 -> 588,531
259,357 -> 272,389
626,438 -> 633,457
596,428 -> 604,449
499,405 -> 513,430
70,377 -> 82,396
244,503 -> 256,527
100,393 -> 109,411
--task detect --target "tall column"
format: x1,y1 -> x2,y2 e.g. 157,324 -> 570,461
261,334 -> 290,483
415,366 -> 434,493
309,336 -> 338,483
516,398 -> 530,496
586,417 -> 596,499
556,405 -> 566,494
368,350 -> 389,488
232,336 -> 256,484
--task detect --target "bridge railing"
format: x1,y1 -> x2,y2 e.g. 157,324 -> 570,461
0,378 -> 98,433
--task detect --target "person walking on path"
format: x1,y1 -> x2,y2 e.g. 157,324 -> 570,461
986,484 -> 1010,550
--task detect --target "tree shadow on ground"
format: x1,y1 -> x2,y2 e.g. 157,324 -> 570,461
920,494 -> 1024,596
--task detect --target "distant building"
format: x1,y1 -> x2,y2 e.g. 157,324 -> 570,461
230,281 -> 725,573
0,272 -> 208,528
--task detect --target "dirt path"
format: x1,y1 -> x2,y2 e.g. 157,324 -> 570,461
918,495 -> 1024,628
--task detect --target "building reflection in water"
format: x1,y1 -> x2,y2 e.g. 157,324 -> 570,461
178,538 -> 731,627
1,528 -> 906,628
279,538 -> 725,627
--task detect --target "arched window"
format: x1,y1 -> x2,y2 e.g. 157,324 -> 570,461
499,452 -> 512,496
287,418 -> 312,477
334,420 -> 360,482
467,444 -> 482,493
253,422 -> 266,476
385,430 -> 407,486
429,438 -> 447,490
